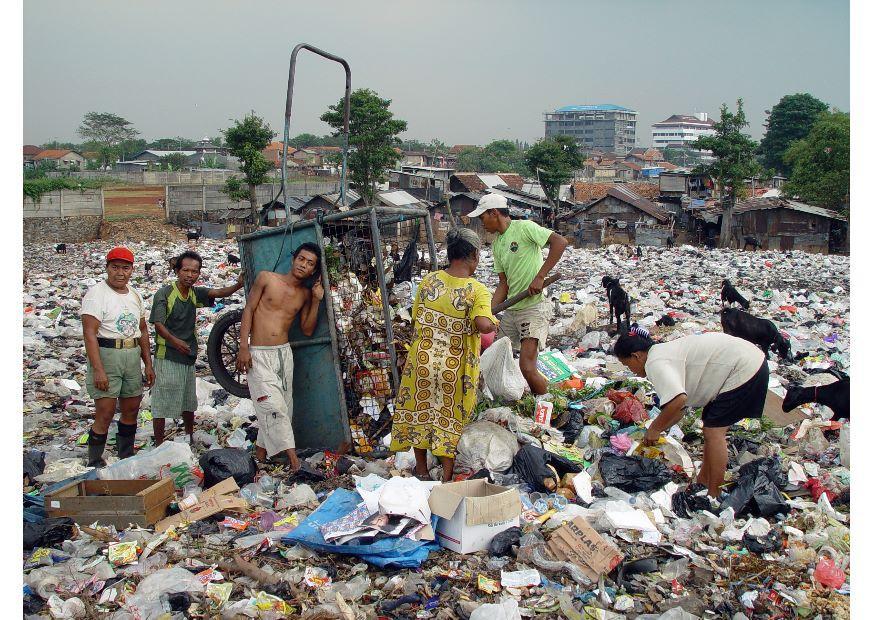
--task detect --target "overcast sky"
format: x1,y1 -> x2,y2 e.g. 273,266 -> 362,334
23,0 -> 849,147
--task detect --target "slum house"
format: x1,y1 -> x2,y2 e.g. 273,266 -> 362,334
444,186 -> 554,239
561,184 -> 671,247
693,196 -> 849,254
260,197 -> 311,227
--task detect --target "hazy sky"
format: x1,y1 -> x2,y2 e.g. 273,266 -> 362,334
23,0 -> 849,147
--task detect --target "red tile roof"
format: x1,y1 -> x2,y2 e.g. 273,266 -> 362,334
34,149 -> 73,160
23,145 -> 41,156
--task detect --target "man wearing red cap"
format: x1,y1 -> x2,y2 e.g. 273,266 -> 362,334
80,247 -> 155,467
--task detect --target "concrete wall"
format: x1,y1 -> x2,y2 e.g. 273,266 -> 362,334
23,189 -> 104,242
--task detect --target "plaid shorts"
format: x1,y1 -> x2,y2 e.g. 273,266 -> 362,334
150,357 -> 198,419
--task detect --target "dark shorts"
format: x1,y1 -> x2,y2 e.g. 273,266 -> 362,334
702,360 -> 769,428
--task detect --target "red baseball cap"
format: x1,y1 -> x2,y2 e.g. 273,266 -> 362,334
106,247 -> 135,264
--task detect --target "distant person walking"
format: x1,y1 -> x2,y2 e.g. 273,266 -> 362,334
81,247 -> 155,467
469,194 -> 568,399
149,250 -> 243,445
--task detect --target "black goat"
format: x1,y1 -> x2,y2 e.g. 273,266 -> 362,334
782,369 -> 849,421
55,243 -> 67,254
186,229 -> 201,241
721,279 -> 750,310
601,275 -> 631,334
144,261 -> 156,276
743,236 -> 762,250
655,314 -> 676,327
227,253 -> 241,265
720,307 -> 791,360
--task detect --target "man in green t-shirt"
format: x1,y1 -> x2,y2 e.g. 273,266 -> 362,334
149,250 -> 243,445
468,194 -> 568,398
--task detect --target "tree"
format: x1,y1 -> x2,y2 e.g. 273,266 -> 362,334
662,146 -> 706,168
760,93 -> 829,175
40,140 -> 80,151
782,110 -> 849,212
321,88 -> 408,204
289,133 -> 321,149
524,135 -> 583,208
692,99 -> 761,247
200,155 -> 222,169
221,112 -> 276,224
455,146 -> 483,172
209,135 -> 225,148
452,141 -> 528,174
77,112 -> 139,168
149,137 -> 196,150
158,152 -> 189,171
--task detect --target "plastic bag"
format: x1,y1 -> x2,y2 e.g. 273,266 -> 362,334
742,528 -> 783,554
470,597 -> 522,620
718,457 -> 788,518
98,441 -> 197,489
839,423 -> 849,467
813,557 -> 846,588
124,567 -> 205,619
23,517 -> 76,551
488,526 -> 522,557
199,448 -> 258,488
23,450 -> 46,482
480,337 -> 527,402
613,398 -> 646,424
455,421 -> 520,474
598,452 -> 671,493
509,445 -> 582,492
670,483 -> 712,518
561,410 -> 585,445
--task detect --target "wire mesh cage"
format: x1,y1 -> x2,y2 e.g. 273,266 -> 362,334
320,206 -> 436,455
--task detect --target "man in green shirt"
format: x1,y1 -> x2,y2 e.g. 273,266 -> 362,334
149,250 -> 243,445
469,194 -> 568,397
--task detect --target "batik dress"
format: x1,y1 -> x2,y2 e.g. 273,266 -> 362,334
390,270 -> 496,458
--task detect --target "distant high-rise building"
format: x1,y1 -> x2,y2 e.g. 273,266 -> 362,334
651,113 -> 715,149
544,104 -> 637,155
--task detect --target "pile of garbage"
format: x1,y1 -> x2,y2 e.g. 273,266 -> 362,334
22,240 -> 850,619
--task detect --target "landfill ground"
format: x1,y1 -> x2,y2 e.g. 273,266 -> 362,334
22,223 -> 850,619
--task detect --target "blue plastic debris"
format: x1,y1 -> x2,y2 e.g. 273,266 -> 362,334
282,488 -> 440,569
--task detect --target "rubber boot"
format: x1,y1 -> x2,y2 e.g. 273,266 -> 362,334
116,422 -> 138,460
87,431 -> 108,468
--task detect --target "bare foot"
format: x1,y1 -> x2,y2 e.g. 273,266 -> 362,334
286,449 -> 300,472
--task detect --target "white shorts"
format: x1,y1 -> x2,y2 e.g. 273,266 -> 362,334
248,344 -> 295,458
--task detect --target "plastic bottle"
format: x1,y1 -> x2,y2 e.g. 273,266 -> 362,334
258,475 -> 276,493
241,485 -> 274,509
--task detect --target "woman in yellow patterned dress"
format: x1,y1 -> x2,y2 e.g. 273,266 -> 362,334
390,228 -> 498,482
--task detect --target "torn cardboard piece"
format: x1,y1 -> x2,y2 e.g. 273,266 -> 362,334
155,477 -> 246,533
547,516 -> 623,581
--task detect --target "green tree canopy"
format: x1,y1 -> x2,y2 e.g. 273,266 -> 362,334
524,135 -> 582,205
453,140 -> 528,175
221,112 -> 276,224
692,99 -> 761,247
77,112 -> 140,167
289,133 -> 344,149
760,93 -> 829,175
149,137 -> 196,150
158,152 -> 189,171
783,110 -> 849,212
321,88 -> 407,204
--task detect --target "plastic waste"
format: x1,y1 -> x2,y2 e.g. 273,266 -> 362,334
23,450 -> 46,482
98,440 -> 196,489
455,421 -> 520,473
479,336 -> 527,401
488,526 -> 522,557
199,448 -> 258,488
226,428 -> 249,449
241,484 -> 274,509
24,517 -> 76,551
470,597 -> 523,620
719,456 -> 788,518
509,444 -> 582,492
124,567 -> 205,618
613,397 -> 646,424
599,452 -> 671,493
47,595 -> 86,619
814,557 -> 846,588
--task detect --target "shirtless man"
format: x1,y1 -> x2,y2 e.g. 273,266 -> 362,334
236,242 -> 324,470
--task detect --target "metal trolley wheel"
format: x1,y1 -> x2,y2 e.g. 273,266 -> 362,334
206,309 -> 250,398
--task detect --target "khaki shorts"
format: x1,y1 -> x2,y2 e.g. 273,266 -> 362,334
497,301 -> 552,352
86,347 -> 144,400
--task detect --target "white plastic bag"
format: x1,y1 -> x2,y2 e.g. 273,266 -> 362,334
124,567 -> 204,620
839,422 -> 849,467
98,441 -> 195,489
470,597 -> 522,620
455,421 -> 520,473
479,337 -> 527,401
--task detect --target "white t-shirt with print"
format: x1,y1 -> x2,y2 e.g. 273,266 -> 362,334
644,332 -> 765,408
80,280 -> 146,339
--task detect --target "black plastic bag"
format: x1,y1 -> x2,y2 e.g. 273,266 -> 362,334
561,410 -> 585,445
393,221 -> 420,284
509,445 -> 582,492
23,517 -> 76,550
199,448 -> 258,488
23,450 -> 46,483
598,452 -> 671,493
488,526 -> 522,557
671,483 -> 713,518
718,456 -> 788,518
742,528 -> 783,554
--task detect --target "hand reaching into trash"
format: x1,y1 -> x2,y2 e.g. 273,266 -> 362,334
642,426 -> 662,447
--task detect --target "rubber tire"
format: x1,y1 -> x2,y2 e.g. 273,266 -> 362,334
207,309 -> 250,399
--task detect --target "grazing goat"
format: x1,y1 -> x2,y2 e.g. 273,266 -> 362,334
186,229 -> 201,242
782,369 -> 849,421
227,253 -> 241,265
601,275 -> 631,334
743,236 -> 762,250
720,307 -> 791,360
721,279 -> 750,310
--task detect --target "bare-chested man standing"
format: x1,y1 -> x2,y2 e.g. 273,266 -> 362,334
236,242 -> 324,470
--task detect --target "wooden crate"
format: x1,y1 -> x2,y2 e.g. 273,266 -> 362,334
44,478 -> 174,529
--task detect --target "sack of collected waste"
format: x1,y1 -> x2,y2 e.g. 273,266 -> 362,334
480,337 -> 527,402
455,421 -> 520,474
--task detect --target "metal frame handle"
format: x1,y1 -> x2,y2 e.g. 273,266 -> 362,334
281,43 -> 351,222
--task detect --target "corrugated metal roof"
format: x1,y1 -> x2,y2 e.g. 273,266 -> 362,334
377,190 -> 423,207
555,104 -> 634,112
734,197 -> 846,221
477,174 -> 505,188
589,185 -> 670,223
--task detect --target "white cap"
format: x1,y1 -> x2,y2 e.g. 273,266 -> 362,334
467,193 -> 508,218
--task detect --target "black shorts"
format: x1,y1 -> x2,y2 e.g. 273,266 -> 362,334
702,360 -> 769,428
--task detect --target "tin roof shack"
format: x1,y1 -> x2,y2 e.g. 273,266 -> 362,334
729,196 -> 848,254
659,172 -> 712,202
449,173 -> 525,193
561,185 -> 671,247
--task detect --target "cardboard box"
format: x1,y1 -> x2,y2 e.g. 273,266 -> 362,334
548,516 -> 623,581
154,477 -> 245,533
45,478 -> 174,530
428,479 -> 521,554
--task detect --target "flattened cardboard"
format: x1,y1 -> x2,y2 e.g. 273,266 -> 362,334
154,478 -> 245,533
548,516 -> 623,580
428,479 -> 521,554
